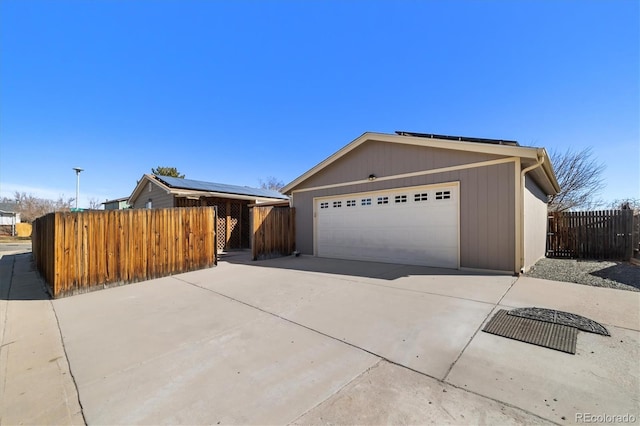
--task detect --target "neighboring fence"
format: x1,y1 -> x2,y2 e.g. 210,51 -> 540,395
32,207 -> 217,298
251,206 -> 295,260
547,209 -> 636,260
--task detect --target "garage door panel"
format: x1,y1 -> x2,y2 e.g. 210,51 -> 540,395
315,184 -> 459,268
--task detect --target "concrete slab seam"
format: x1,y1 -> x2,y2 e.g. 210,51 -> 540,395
50,300 -> 87,425
242,262 -> 503,307
173,276 -> 557,426
79,316 -> 267,387
287,359 -> 384,425
348,279 -> 502,307
438,276 -> 565,425
442,276 -> 518,382
0,255 -> 15,406
174,273 -> 490,380
497,291 -> 640,332
437,375 -> 563,426
171,276 -> 389,362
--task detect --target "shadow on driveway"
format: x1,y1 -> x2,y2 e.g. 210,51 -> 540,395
590,262 -> 640,290
219,250 -> 509,281
0,253 -> 51,301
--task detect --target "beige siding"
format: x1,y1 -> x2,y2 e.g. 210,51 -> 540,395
292,158 -> 516,272
131,181 -> 175,209
301,140 -> 504,189
523,175 -> 548,271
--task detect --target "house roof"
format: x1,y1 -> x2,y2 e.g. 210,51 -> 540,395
155,176 -> 288,199
102,197 -> 130,204
282,131 -> 561,195
128,174 -> 288,205
0,202 -> 19,214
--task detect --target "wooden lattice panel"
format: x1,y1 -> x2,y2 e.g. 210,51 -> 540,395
216,203 -> 226,252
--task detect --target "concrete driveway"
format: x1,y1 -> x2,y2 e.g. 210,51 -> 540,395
3,252 -> 639,425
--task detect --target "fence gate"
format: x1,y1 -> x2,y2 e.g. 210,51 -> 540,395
250,206 -> 295,260
547,209 -> 635,260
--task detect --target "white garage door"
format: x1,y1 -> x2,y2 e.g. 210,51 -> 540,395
315,183 -> 459,268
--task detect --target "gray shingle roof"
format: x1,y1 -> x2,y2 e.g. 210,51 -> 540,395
0,202 -> 18,213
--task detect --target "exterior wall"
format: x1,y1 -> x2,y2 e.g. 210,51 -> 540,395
301,140 -> 504,189
292,153 -> 516,272
104,200 -> 130,210
0,213 -> 20,225
131,181 -> 175,209
523,175 -> 549,272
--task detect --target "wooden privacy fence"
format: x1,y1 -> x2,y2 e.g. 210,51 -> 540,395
546,209 -> 635,260
251,206 -> 295,260
32,207 -> 217,298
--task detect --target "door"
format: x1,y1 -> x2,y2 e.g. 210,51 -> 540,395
315,183 -> 459,268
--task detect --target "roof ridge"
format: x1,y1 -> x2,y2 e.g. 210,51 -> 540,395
395,131 -> 519,146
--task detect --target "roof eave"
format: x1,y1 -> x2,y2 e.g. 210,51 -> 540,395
171,189 -> 287,203
128,174 -> 172,205
541,150 -> 561,194
282,132 -> 371,193
282,132 -> 544,194
519,149 -> 561,196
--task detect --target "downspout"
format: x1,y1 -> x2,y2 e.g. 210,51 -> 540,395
519,152 -> 545,273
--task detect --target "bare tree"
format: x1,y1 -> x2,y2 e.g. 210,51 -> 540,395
610,198 -> 640,212
547,147 -> 605,212
151,166 -> 185,178
2,192 -> 74,222
88,198 -> 104,210
259,176 -> 285,192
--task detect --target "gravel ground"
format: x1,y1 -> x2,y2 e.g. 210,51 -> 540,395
525,258 -> 640,292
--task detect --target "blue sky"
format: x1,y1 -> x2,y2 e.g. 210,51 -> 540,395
1,1 -> 638,208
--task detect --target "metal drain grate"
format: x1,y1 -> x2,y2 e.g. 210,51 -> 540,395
483,309 -> 578,354
507,307 -> 610,336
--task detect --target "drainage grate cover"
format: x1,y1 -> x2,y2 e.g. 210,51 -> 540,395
483,309 -> 578,354
507,307 -> 610,336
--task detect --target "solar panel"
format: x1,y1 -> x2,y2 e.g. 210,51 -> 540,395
395,131 -> 519,146
155,176 -> 288,199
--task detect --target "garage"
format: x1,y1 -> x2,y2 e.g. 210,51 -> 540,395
282,131 -> 560,273
315,183 -> 459,268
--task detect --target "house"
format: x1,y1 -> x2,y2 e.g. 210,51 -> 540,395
128,174 -> 288,251
281,131 -> 560,274
0,201 -> 20,236
102,197 -> 131,210
0,202 -> 20,225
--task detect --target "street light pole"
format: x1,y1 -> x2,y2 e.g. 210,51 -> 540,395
73,167 -> 84,210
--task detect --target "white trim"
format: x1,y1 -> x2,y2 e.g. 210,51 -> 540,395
292,157 -> 518,195
519,154 -> 546,273
456,181 -> 461,269
514,157 -> 522,274
128,174 -> 171,205
282,132 -> 558,194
